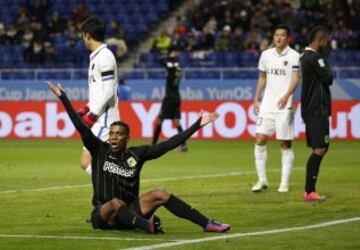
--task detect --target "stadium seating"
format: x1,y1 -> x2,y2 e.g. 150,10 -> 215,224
0,0 -> 172,68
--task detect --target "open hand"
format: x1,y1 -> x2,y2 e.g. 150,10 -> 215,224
199,111 -> 220,127
46,81 -> 63,97
277,95 -> 289,110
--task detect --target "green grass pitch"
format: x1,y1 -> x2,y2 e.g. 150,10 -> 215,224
0,139 -> 359,250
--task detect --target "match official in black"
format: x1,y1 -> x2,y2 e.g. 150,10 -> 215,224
300,26 -> 333,202
47,81 -> 230,234
152,50 -> 187,152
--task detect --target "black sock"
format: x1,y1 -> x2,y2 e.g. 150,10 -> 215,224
176,126 -> 186,146
116,206 -> 149,232
164,194 -> 208,227
305,153 -> 323,194
152,124 -> 162,145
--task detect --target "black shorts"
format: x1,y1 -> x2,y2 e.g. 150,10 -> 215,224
90,199 -> 143,230
159,97 -> 181,119
304,116 -> 330,149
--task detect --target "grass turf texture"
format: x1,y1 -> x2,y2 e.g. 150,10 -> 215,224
0,139 -> 359,250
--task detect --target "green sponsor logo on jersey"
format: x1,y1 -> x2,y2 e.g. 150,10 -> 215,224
324,135 -> 330,144
127,157 -> 137,168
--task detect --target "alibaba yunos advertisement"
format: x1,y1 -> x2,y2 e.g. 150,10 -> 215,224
0,101 -> 359,140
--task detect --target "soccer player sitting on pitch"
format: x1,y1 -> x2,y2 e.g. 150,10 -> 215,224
47,81 -> 230,233
252,24 -> 300,193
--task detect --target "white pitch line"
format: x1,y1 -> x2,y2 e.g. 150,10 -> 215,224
0,234 -> 183,242
121,217 -> 360,250
0,168 -> 292,195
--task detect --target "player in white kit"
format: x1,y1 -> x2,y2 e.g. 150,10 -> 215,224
78,16 -> 119,174
252,25 -> 300,193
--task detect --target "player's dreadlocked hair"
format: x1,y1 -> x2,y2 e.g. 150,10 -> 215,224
111,121 -> 130,136
308,25 -> 330,43
80,15 -> 105,42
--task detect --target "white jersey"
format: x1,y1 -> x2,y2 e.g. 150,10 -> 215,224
258,46 -> 300,116
88,44 -> 119,133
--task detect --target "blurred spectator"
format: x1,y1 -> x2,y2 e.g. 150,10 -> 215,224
231,27 -> 245,51
71,4 -> 91,27
294,26 -> 309,51
0,23 -> 6,44
215,25 -> 232,51
26,0 -> 50,24
15,7 -> 30,33
245,29 -> 261,52
32,19 -> 48,42
24,40 -> 46,63
218,10 -> 233,31
233,10 -> 250,33
152,29 -> 171,53
106,20 -> 128,60
47,12 -> 66,35
21,25 -> 34,48
3,25 -> 20,44
65,20 -> 80,48
173,16 -> 187,35
170,33 -> 186,51
44,43 -> 59,64
183,33 -> 199,51
204,16 -> 217,34
198,26 -> 215,50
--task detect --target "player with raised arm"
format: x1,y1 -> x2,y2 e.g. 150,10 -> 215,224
78,16 -> 119,175
252,25 -> 300,193
47,81 -> 230,233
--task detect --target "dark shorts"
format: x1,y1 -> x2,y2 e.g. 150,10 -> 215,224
160,97 -> 181,119
91,199 -> 143,230
304,116 -> 330,149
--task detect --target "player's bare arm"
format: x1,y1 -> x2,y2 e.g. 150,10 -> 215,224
254,71 -> 266,115
277,71 -> 300,109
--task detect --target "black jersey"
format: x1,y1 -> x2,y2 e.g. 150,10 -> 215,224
300,48 -> 333,118
164,59 -> 182,98
59,92 -> 200,207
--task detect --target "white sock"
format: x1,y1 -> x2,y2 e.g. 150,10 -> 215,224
280,148 -> 294,185
255,144 -> 267,182
85,165 -> 92,175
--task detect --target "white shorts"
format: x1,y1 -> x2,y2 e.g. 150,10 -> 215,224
82,123 -> 110,151
255,112 -> 294,140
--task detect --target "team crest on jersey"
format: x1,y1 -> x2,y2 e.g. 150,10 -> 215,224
127,157 -> 137,168
324,135 -> 330,144
283,61 -> 288,66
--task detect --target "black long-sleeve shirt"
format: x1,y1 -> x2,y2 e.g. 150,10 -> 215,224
300,48 -> 333,118
59,92 -> 201,207
164,59 -> 182,99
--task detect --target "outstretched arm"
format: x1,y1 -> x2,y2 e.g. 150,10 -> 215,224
142,112 -> 219,160
47,81 -> 99,152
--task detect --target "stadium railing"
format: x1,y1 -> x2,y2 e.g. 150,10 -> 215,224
0,67 -> 359,80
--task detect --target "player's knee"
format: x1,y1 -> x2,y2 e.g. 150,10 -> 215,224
110,198 -> 126,210
255,136 -> 267,145
279,140 -> 292,149
153,188 -> 170,202
313,147 -> 328,156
